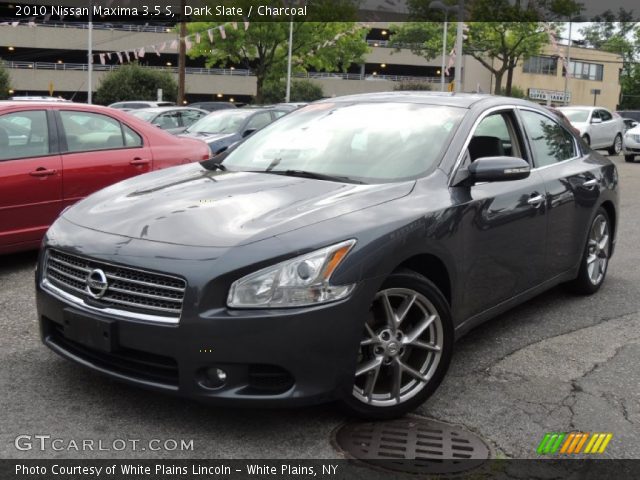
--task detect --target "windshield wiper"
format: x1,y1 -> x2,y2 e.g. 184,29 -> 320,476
266,169 -> 366,184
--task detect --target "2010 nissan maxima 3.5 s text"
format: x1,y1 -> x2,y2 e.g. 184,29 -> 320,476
36,92 -> 618,418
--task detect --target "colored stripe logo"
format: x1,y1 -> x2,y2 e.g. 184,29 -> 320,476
537,432 -> 612,455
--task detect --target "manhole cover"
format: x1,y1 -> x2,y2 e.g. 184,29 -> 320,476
333,417 -> 490,475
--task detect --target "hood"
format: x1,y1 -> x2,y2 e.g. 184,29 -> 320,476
63,163 -> 414,247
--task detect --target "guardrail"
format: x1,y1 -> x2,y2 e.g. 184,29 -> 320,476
5,20 -> 175,34
4,60 -> 445,84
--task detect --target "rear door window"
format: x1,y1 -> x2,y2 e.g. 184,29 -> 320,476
60,111 -> 139,152
0,110 -> 50,160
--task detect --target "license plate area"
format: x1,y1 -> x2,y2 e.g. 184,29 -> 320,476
62,309 -> 118,353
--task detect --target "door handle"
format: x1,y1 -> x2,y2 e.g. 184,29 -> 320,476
581,178 -> 598,189
527,193 -> 545,208
29,168 -> 57,177
130,158 -> 150,166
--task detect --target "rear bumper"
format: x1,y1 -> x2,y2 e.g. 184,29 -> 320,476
36,274 -> 375,407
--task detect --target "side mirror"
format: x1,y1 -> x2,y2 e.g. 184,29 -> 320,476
591,117 -> 602,124
242,128 -> 257,138
467,156 -> 531,184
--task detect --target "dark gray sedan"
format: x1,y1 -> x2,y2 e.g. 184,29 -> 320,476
36,92 -> 618,419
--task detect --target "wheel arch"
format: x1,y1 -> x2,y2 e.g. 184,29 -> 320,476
394,254 -> 452,307
600,200 -> 617,241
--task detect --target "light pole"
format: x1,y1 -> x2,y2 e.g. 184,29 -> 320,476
87,0 -> 93,104
453,0 -> 464,93
429,1 -> 457,92
563,21 -> 572,106
285,19 -> 293,102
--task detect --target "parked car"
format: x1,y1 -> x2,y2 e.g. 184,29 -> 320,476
622,118 -> 638,131
10,96 -> 70,102
558,106 -> 624,154
623,123 -> 640,162
545,106 -> 580,136
616,110 -> 640,123
36,93 -> 618,418
187,101 -> 237,112
128,106 -> 208,134
108,101 -> 175,111
0,101 -> 210,255
179,107 -> 289,155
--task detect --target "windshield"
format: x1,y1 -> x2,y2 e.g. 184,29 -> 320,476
561,109 -> 589,123
129,110 -> 157,121
221,102 -> 464,183
186,110 -> 252,134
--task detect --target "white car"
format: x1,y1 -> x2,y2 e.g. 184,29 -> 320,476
558,106 -> 625,155
623,124 -> 640,162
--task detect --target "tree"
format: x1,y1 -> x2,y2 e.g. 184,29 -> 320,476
0,60 -> 10,100
579,11 -> 640,109
262,79 -> 324,103
94,64 -> 178,105
187,21 -> 368,103
394,81 -> 432,91
390,0 -> 579,95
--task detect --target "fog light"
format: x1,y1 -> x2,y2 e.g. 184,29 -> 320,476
198,367 -> 227,390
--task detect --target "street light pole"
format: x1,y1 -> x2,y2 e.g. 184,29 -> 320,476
563,21 -> 572,106
87,1 -> 92,104
453,0 -> 464,93
285,19 -> 293,102
440,12 -> 448,91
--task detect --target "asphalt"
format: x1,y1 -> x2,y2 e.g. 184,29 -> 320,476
1,154 -> 638,461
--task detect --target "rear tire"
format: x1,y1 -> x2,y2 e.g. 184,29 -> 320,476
625,155 -> 635,163
567,208 -> 611,295
582,135 -> 590,147
341,269 -> 453,419
607,134 -> 623,155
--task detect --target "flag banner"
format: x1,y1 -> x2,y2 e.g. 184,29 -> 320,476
219,25 -> 226,39
99,53 -> 105,65
208,29 -> 214,42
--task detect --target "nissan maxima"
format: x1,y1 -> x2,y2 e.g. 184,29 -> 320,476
36,93 -> 618,418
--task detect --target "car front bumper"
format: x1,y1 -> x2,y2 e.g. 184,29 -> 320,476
36,232 -> 378,407
623,135 -> 640,155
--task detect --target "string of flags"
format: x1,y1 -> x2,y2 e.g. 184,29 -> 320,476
0,19 -> 250,65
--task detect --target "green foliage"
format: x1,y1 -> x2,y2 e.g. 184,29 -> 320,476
579,11 -> 640,108
392,21 -> 550,95
187,20 -> 368,103
94,64 -> 177,105
261,79 -> 324,104
498,85 -> 526,98
394,81 -> 433,91
0,60 -> 10,100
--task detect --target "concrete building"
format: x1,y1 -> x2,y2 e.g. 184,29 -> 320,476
0,22 -> 623,109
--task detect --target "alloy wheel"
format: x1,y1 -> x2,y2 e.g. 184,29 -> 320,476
352,288 -> 444,407
614,135 -> 622,154
586,214 -> 610,285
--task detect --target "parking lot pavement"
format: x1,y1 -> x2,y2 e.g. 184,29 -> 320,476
1,154 -> 638,460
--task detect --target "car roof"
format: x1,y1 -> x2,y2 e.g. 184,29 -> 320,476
315,91 -> 535,109
132,106 -> 205,113
0,101 -> 111,110
558,106 -> 600,111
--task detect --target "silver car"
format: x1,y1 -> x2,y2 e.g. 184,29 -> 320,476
559,106 -> 624,155
623,123 -> 640,162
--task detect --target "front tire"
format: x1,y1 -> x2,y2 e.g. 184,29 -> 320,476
608,134 -> 623,155
582,135 -> 590,147
625,155 -> 635,163
341,269 -> 453,419
567,208 -> 611,295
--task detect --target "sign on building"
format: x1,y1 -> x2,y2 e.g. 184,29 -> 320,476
528,88 -> 571,103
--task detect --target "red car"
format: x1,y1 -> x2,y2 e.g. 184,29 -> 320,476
0,102 -> 211,255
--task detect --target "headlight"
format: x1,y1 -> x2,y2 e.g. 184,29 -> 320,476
227,239 -> 356,308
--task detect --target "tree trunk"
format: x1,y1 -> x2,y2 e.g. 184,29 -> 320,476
255,74 -> 265,104
493,70 -> 504,95
505,60 -> 515,96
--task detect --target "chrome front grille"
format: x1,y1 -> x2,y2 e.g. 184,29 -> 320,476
44,249 -> 186,322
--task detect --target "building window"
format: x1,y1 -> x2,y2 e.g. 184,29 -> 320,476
523,55 -> 558,75
566,60 -> 604,81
